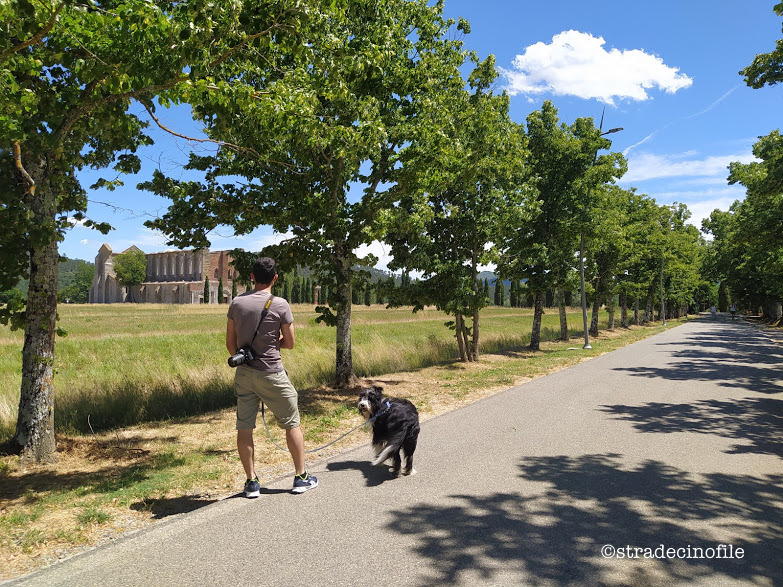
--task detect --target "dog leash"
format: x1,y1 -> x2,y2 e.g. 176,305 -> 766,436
260,400 -> 391,454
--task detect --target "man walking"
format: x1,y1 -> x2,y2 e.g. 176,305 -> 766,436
226,257 -> 318,496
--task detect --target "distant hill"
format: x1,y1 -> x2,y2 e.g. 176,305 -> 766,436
12,257 -> 93,296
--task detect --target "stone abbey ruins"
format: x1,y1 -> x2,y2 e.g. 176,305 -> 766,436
89,244 -> 239,304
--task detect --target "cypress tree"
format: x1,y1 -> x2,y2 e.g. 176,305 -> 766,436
203,275 -> 209,304
718,282 -> 730,313
217,277 -> 224,303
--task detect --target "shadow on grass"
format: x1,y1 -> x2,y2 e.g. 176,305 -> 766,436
0,448 -> 187,503
54,377 -> 238,436
386,453 -> 783,585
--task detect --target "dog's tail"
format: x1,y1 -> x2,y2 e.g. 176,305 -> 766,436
371,422 -> 418,466
372,444 -> 397,466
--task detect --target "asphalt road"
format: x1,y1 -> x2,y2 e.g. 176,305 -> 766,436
8,315 -> 783,586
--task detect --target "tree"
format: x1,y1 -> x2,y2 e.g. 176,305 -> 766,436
740,2 -> 783,88
498,101 -> 625,350
709,130 -> 783,316
143,0 -> 472,385
384,56 -> 528,362
616,191 -> 663,325
217,277 -> 224,304
718,282 -> 731,313
203,275 -> 209,305
2,0 -> 306,461
363,284 -> 371,307
58,261 -> 94,304
113,248 -> 147,302
731,2 -> 783,319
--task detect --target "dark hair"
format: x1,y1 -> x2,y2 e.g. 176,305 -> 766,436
252,257 -> 277,285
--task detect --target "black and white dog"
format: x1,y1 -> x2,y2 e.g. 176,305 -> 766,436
357,386 -> 419,476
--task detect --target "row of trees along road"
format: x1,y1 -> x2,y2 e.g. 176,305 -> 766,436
701,2 -> 783,321
2,1 -> 777,462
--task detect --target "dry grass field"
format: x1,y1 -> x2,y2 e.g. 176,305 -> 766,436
0,302 -> 686,579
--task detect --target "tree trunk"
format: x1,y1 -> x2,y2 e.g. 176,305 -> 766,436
590,295 -> 600,337
471,308 -> 479,362
530,290 -> 544,351
557,286 -> 569,341
620,292 -> 628,328
334,275 -> 358,388
607,296 -> 615,330
455,313 -> 467,362
16,167 -> 58,462
634,298 -> 640,326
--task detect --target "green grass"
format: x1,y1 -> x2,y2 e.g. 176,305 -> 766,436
0,303 -> 654,441
0,303 -> 689,574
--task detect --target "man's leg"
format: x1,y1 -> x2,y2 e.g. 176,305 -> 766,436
286,426 -> 306,476
237,429 -> 255,479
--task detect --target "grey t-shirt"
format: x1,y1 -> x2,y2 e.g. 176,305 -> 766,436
227,291 -> 293,372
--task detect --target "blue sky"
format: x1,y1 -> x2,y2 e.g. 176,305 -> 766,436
63,0 -> 782,268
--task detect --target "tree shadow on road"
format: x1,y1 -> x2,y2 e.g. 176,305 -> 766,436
386,454 -> 782,585
600,397 -> 783,457
614,328 -> 783,395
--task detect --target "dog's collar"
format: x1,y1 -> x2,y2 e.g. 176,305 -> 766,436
370,400 -> 392,422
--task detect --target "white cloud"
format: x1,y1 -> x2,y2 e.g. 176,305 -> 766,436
622,151 -> 756,183
80,239 -> 89,245
501,30 -> 692,105
248,231 -> 293,251
685,197 -> 738,229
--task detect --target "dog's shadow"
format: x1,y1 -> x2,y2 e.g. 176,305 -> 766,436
326,459 -> 398,487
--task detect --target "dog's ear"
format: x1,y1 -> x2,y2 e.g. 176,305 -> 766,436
373,385 -> 384,394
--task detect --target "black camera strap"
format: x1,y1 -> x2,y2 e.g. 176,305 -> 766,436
247,295 -> 275,350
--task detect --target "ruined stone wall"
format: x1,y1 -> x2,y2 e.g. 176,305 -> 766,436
90,244 -> 237,304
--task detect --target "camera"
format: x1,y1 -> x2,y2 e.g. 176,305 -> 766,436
228,347 -> 255,368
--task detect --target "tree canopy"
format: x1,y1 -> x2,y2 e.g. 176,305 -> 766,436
740,2 -> 783,88
1,0 -> 722,463
113,248 -> 147,302
141,0 -> 474,386
383,55 -> 529,362
1,0 -> 314,460
497,101 -> 626,350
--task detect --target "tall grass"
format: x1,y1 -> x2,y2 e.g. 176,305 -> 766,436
0,303 -> 608,440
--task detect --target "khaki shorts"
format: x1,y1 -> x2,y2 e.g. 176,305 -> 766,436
234,366 -> 300,430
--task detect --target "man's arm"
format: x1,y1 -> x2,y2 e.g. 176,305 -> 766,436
226,318 -> 238,355
280,321 -> 295,350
